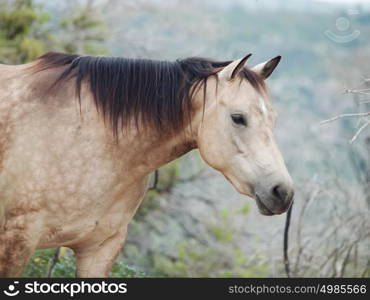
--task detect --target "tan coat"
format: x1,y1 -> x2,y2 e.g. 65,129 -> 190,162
0,54 -> 293,277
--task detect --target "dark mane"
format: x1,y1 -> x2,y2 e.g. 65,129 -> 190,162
33,52 -> 265,136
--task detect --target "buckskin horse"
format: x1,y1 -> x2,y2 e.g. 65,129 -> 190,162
0,52 -> 294,277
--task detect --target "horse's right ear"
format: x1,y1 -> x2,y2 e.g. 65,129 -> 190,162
252,56 -> 281,79
218,53 -> 252,81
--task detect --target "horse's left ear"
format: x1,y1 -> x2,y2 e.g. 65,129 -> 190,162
218,53 -> 252,81
252,56 -> 281,79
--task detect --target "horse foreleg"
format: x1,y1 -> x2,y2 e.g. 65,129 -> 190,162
74,177 -> 148,278
73,227 -> 127,278
0,220 -> 40,277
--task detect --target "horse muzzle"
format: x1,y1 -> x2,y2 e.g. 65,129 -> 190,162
255,184 -> 294,216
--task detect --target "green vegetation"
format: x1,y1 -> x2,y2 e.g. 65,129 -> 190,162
152,214 -> 268,278
24,248 -> 76,278
0,0 -> 106,64
0,0 -> 50,63
24,248 -> 146,278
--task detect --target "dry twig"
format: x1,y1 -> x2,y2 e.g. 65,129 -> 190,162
320,112 -> 370,125
350,121 -> 370,144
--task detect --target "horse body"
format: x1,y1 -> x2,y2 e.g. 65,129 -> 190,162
0,53 -> 293,277
0,60 -> 201,276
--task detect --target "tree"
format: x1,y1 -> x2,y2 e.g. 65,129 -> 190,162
0,0 -> 50,63
0,0 -> 106,64
56,0 -> 106,55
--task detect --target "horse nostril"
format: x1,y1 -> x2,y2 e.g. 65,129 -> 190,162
271,184 -> 288,202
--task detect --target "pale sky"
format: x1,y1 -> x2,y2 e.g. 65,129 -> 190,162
315,0 -> 370,3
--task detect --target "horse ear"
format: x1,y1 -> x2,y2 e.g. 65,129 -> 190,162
218,53 -> 252,81
252,56 -> 281,79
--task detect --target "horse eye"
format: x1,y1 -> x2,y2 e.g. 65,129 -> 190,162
231,114 -> 247,126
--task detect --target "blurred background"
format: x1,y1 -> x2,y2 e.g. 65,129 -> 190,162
1,0 -> 369,277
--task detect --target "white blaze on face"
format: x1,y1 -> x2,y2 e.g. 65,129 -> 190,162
259,96 -> 268,118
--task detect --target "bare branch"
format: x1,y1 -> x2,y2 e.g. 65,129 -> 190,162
344,89 -> 370,95
320,112 -> 370,125
349,121 -> 370,144
361,258 -> 370,277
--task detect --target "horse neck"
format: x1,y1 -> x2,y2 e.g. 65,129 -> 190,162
121,84 -> 209,176
153,132 -> 194,167
114,122 -> 190,179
